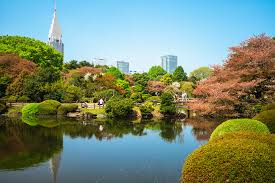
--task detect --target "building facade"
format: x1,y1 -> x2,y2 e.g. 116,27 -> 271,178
48,3 -> 64,54
117,61 -> 129,74
161,55 -> 178,73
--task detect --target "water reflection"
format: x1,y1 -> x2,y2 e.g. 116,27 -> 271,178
0,116 -> 219,183
184,118 -> 221,141
0,117 -> 63,171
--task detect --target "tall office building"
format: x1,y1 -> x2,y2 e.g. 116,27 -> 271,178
161,55 -> 178,73
48,1 -> 64,54
117,61 -> 129,74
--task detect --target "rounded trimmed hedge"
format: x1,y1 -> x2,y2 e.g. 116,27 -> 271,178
57,104 -> 78,115
182,139 -> 275,183
254,109 -> 275,133
22,100 -> 61,116
212,132 -> 275,148
210,118 -> 270,141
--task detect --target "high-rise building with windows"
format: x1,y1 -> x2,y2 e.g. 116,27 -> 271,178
48,1 -> 64,54
117,61 -> 129,74
161,55 -> 178,73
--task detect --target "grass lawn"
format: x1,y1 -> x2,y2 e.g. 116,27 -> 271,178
80,107 -> 106,115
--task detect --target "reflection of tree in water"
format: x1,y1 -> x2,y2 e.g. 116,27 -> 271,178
184,118 -> 220,141
145,120 -> 184,143
0,117 -> 63,170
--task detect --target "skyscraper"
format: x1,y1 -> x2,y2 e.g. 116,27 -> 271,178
117,61 -> 129,74
48,1 -> 64,54
161,55 -> 178,73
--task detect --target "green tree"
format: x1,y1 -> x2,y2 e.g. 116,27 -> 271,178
23,67 -> 61,102
148,66 -> 167,80
0,76 -> 10,98
105,96 -> 134,118
63,85 -> 82,102
160,92 -> 176,116
160,73 -> 173,85
79,60 -> 93,67
0,36 -> 63,70
172,66 -> 187,81
132,73 -> 150,89
180,81 -> 194,97
116,79 -> 130,90
63,60 -> 78,70
189,67 -> 213,81
106,67 -> 124,79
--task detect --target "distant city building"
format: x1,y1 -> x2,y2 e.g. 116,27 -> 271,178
117,61 -> 129,74
161,55 -> 178,73
48,1 -> 64,54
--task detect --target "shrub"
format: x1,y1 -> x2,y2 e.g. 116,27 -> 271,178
130,92 -> 143,103
57,104 -> 78,115
210,118 -> 270,141
22,100 -> 61,116
182,139 -> 275,183
211,132 -> 275,148
160,92 -> 176,116
22,103 -> 40,116
146,96 -> 161,103
142,94 -> 151,101
140,102 -> 154,119
17,95 -> 30,103
105,96 -> 134,118
0,103 -> 7,114
37,100 -> 61,115
7,95 -> 17,103
254,109 -> 275,133
261,103 -> 275,112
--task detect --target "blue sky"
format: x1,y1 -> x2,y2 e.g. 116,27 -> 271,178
1,0 -> 275,73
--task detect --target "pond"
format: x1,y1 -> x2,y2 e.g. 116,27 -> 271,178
0,116 -> 219,183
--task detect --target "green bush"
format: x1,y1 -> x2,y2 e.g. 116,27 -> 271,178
211,132 -> 275,147
130,92 -> 143,103
17,95 -> 30,103
160,92 -> 176,116
210,118 -> 270,141
182,139 -> 275,183
57,104 -> 78,115
7,95 -> 17,103
146,96 -> 161,103
22,103 -> 40,116
0,103 -> 7,114
254,109 -> 275,133
261,103 -> 275,112
142,94 -> 151,101
105,96 -> 134,118
21,100 -> 61,116
37,100 -> 61,115
140,102 -> 154,119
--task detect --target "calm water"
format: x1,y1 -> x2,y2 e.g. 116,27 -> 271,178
0,116 -> 218,183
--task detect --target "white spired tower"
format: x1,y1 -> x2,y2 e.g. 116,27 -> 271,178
48,0 -> 64,54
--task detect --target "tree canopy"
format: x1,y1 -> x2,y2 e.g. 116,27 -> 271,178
0,36 -> 63,70
173,66 -> 187,81
106,66 -> 124,79
148,66 -> 167,80
189,35 -> 275,117
189,67 -> 213,81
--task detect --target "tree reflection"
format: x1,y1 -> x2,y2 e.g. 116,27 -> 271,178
0,117 -> 63,170
184,118 -> 220,141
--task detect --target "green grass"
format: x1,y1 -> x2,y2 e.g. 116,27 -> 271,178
81,108 -> 106,115
210,118 -> 270,141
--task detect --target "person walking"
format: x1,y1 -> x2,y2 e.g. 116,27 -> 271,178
98,98 -> 104,108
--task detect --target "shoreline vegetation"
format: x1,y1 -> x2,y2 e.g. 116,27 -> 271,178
0,35 -> 274,182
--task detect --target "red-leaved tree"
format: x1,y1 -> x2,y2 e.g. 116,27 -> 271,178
189,35 -> 275,117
